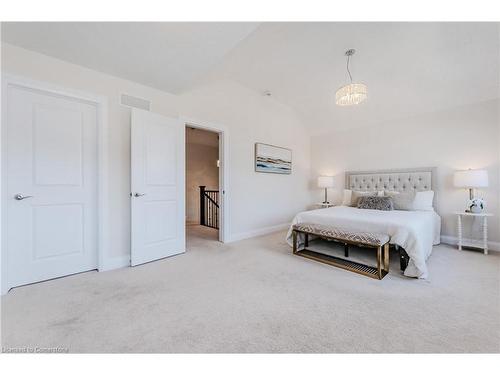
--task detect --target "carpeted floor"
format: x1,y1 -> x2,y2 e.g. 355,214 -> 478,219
2,225 -> 499,353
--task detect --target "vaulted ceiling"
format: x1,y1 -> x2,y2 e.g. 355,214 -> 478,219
1,22 -> 259,93
210,22 -> 500,134
2,22 -> 499,134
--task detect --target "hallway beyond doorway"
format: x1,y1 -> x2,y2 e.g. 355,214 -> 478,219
187,223 -> 219,243
185,126 -> 220,241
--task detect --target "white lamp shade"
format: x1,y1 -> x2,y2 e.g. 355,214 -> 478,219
453,169 -> 488,188
317,176 -> 334,188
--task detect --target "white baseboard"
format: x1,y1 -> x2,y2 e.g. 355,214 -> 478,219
99,255 -> 130,272
228,223 -> 290,242
440,235 -> 500,252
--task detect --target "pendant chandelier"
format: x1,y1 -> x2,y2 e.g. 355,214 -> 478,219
335,49 -> 367,106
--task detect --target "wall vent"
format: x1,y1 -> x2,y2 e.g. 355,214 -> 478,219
120,94 -> 151,111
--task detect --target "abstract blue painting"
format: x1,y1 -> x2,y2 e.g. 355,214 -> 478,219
255,143 -> 292,174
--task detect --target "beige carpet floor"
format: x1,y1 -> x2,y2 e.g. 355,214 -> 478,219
2,225 -> 499,353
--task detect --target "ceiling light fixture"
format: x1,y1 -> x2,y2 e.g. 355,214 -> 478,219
335,49 -> 367,106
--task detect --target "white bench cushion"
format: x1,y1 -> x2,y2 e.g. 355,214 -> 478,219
293,223 -> 389,247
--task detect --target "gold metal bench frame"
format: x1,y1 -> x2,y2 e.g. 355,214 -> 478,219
292,228 -> 390,280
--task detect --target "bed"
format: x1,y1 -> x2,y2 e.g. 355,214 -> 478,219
286,168 -> 441,278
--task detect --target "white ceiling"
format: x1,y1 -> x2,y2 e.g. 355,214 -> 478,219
210,22 -> 500,134
2,22 -> 499,134
1,22 -> 259,93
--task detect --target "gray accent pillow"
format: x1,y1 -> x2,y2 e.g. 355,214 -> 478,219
384,191 -> 416,210
350,191 -> 376,206
357,196 -> 394,211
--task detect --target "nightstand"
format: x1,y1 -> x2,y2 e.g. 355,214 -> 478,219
314,203 -> 335,209
454,212 -> 493,254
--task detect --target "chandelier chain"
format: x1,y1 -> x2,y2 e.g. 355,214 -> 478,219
346,54 -> 353,83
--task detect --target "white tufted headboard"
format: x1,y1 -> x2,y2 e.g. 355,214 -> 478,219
345,167 -> 437,207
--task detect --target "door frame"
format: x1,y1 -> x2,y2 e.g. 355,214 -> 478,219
1,73 -> 109,294
181,116 -> 229,243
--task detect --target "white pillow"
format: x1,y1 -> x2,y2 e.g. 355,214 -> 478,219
413,191 -> 435,211
341,189 -> 352,206
385,191 -> 415,210
384,190 -> 435,211
342,189 -> 384,206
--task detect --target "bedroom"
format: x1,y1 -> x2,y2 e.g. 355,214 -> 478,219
1,1 -> 499,373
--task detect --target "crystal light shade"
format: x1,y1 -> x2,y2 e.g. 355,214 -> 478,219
335,83 -> 368,106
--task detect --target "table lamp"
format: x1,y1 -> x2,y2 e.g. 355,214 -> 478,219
317,176 -> 334,204
453,169 -> 488,213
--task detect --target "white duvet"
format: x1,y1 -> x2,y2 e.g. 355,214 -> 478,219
286,206 -> 441,278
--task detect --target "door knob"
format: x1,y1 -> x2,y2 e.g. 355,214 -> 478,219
134,192 -> 146,197
14,194 -> 33,200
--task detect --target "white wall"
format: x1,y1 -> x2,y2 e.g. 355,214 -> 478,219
311,99 -> 500,246
186,140 -> 219,223
1,43 -> 312,267
178,80 -> 311,238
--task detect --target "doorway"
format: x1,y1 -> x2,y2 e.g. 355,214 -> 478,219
185,125 -> 223,243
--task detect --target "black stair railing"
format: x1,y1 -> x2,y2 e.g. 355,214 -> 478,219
199,186 -> 219,229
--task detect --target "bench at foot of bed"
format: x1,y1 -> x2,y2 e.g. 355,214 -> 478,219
292,223 -> 390,280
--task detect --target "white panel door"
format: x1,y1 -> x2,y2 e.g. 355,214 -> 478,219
4,84 -> 98,289
131,109 -> 185,266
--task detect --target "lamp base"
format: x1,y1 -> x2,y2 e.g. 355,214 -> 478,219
323,188 -> 330,205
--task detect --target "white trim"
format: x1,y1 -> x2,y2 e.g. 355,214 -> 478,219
497,79 -> 500,256
228,223 -> 290,243
440,235 -> 500,252
181,116 -> 230,243
1,73 -> 109,294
